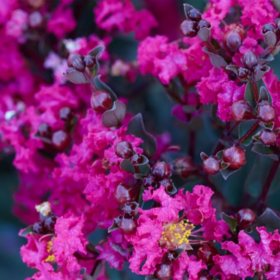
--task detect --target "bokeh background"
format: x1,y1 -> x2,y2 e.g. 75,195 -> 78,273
1,0 -> 280,279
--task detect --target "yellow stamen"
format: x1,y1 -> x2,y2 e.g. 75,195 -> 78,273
45,240 -> 56,263
160,220 -> 194,250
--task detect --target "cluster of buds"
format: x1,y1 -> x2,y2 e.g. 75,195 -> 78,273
201,145 -> 246,176
180,4 -> 211,41
143,161 -> 177,195
32,202 -> 57,235
67,53 -> 96,72
36,107 -> 75,152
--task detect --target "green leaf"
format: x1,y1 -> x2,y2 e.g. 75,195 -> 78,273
19,225 -> 33,237
102,101 -> 126,127
222,213 -> 238,233
203,48 -> 227,68
220,167 -> 239,180
64,67 -> 88,84
93,75 -> 117,100
259,86 -> 272,104
238,120 -> 260,146
252,143 -> 279,161
256,208 -> 280,231
127,113 -> 156,157
245,82 -> 256,108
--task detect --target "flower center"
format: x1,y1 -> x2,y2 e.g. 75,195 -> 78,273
160,220 -> 194,250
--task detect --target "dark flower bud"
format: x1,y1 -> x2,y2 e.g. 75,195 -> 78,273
143,175 -> 156,188
197,243 -> 217,264
237,208 -> 256,229
152,161 -> 171,179
32,222 -> 45,234
122,201 -> 138,216
52,130 -> 70,151
226,30 -> 241,52
119,215 -> 136,233
187,8 -> 202,21
259,130 -> 277,145
160,178 -> 177,195
67,54 -> 86,72
202,156 -> 220,175
172,157 -> 196,178
115,183 -> 134,204
37,123 -> 52,139
222,145 -> 246,170
42,215 -> 57,233
180,20 -> 197,37
115,141 -> 134,159
231,100 -> 251,121
238,67 -> 250,80
130,154 -> 145,165
243,51 -> 258,69
262,23 -> 276,34
59,107 -> 72,121
155,263 -> 172,280
197,19 -> 211,29
91,91 -> 113,113
257,102 -> 275,122
84,55 -> 95,68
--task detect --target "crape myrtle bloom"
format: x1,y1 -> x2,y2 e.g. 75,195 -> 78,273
20,202 -> 98,280
94,0 -> 157,40
214,227 -> 280,279
125,185 -> 229,279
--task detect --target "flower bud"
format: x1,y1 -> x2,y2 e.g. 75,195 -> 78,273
237,208 -> 256,229
152,161 -> 171,179
197,19 -> 211,29
115,183 -> 133,204
122,201 -> 138,216
32,222 -> 45,234
84,55 -> 95,68
259,130 -> 277,146
160,178 -> 177,195
119,215 -> 136,233
262,23 -> 276,34
67,54 -> 85,72
59,107 -> 72,121
231,100 -> 251,121
91,91 -> 113,113
155,263 -> 172,280
130,154 -> 145,165
202,156 -> 220,175
238,67 -> 250,80
115,141 -> 134,159
243,51 -> 258,69
37,123 -> 52,139
257,102 -> 275,122
42,215 -> 57,233
52,130 -> 70,151
180,20 -> 197,37
172,157 -> 196,178
226,30 -> 241,52
187,8 -> 202,21
222,145 -> 246,170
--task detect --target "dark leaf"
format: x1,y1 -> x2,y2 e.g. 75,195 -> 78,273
183,3 -> 193,18
102,101 -> 126,127
254,64 -> 270,81
93,75 -> 117,100
127,113 -> 156,157
220,167 -> 239,180
19,225 -> 33,237
256,208 -> 280,230
64,67 -> 88,84
222,213 -> 238,233
198,27 -> 210,41
204,48 -> 227,68
89,45 -> 105,58
272,0 -> 280,11
252,143 -> 279,161
259,86 -> 272,104
120,159 -> 135,173
245,82 -> 256,108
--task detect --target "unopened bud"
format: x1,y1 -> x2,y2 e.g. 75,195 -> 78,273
222,146 -> 246,170
243,51 -> 258,69
257,102 -> 275,122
